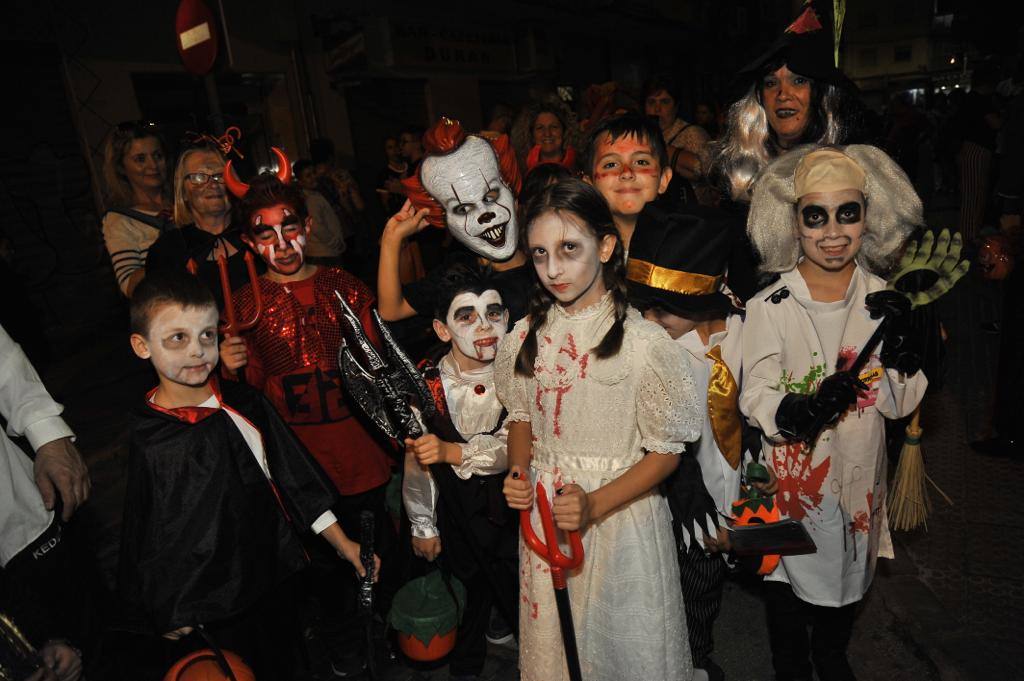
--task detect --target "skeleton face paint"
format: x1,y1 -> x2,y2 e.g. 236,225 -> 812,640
137,303 -> 219,387
420,137 -> 518,261
796,189 -> 865,273
443,290 -> 507,364
528,211 -> 612,313
249,203 -> 308,275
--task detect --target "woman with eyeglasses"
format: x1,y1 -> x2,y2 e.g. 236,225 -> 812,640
145,143 -> 263,308
100,121 -> 172,297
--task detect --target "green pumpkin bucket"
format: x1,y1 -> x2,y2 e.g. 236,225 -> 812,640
388,571 -> 466,662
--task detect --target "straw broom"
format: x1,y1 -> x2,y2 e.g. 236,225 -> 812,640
888,405 -> 953,531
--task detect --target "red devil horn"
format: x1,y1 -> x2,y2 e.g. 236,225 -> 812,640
271,147 -> 292,185
224,159 -> 250,198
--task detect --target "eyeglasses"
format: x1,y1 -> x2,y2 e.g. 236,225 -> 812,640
184,172 -> 225,186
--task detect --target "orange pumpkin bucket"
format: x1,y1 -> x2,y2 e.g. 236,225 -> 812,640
163,649 -> 255,681
397,629 -> 458,662
388,571 -> 466,663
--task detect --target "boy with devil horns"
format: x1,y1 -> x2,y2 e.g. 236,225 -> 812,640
219,154 -> 395,677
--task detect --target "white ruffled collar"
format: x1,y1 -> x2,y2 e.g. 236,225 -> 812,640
550,290 -> 614,321
439,352 -> 495,384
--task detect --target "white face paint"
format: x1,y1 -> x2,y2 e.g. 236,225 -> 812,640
443,290 -> 507,363
527,211 -> 612,314
421,136 -> 518,261
137,304 -> 220,387
250,204 -> 308,275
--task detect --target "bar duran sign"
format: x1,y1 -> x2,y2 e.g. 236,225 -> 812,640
388,19 -> 516,72
176,0 -> 219,76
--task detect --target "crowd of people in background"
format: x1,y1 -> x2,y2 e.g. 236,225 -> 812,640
96,56 -> 1019,299
2,3 -> 1021,681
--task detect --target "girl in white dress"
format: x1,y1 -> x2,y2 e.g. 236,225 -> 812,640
496,179 -> 701,681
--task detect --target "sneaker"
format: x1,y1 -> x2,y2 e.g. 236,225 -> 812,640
484,607 -> 514,645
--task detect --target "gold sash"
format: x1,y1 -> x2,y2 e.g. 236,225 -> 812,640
705,345 -> 742,470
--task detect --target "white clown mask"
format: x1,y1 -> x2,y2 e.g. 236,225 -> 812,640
443,290 -> 507,363
421,136 -> 518,261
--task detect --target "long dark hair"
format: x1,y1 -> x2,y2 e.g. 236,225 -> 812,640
515,179 -> 628,376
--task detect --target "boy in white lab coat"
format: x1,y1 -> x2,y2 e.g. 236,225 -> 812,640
741,146 -> 927,681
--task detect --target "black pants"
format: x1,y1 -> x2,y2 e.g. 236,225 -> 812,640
3,517 -> 108,657
763,581 -> 858,681
678,543 -> 726,669
301,483 -> 397,658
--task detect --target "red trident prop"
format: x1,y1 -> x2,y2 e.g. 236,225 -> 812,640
186,251 -> 263,379
214,251 -> 262,336
520,481 -> 585,681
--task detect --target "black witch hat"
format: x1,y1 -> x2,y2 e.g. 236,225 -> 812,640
627,203 -> 738,315
737,0 -> 852,89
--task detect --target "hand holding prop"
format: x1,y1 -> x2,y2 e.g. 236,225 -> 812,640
889,228 -> 969,307
335,292 -> 435,444
520,481 -> 584,681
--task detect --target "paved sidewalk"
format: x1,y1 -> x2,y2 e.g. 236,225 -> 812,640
881,278 -> 1024,680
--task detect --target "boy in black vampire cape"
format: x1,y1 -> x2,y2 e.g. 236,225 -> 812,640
400,264 -> 519,678
117,271 -> 379,679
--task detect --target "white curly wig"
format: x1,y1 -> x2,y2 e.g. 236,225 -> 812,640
747,144 -> 923,277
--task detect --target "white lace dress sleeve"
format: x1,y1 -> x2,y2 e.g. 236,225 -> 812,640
636,334 -> 702,454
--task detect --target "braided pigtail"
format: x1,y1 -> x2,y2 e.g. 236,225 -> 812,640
514,278 -> 553,377
592,237 -> 628,359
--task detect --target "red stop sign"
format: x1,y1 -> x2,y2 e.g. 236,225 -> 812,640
175,0 -> 218,76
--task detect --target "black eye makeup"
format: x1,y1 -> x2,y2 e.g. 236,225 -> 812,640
800,202 -> 864,228
801,205 -> 829,228
836,202 -> 862,224
453,306 -> 476,322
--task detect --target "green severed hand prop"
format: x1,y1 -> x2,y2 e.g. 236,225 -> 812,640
889,228 -> 970,308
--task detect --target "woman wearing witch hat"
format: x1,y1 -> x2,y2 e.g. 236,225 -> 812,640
712,0 -> 865,204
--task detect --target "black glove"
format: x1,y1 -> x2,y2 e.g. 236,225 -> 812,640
865,290 -> 922,376
775,371 -> 866,442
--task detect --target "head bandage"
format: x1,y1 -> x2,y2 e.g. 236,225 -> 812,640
794,148 -> 865,198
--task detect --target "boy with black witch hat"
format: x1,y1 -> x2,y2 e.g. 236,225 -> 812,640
627,204 -> 774,681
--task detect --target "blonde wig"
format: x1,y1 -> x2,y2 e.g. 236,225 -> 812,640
711,82 -> 851,202
172,144 -> 227,227
747,144 -> 922,277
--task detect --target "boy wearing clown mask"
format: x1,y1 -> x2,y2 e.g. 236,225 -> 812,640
740,146 -> 928,681
402,264 -> 519,678
377,117 -> 536,326
220,173 -> 395,676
